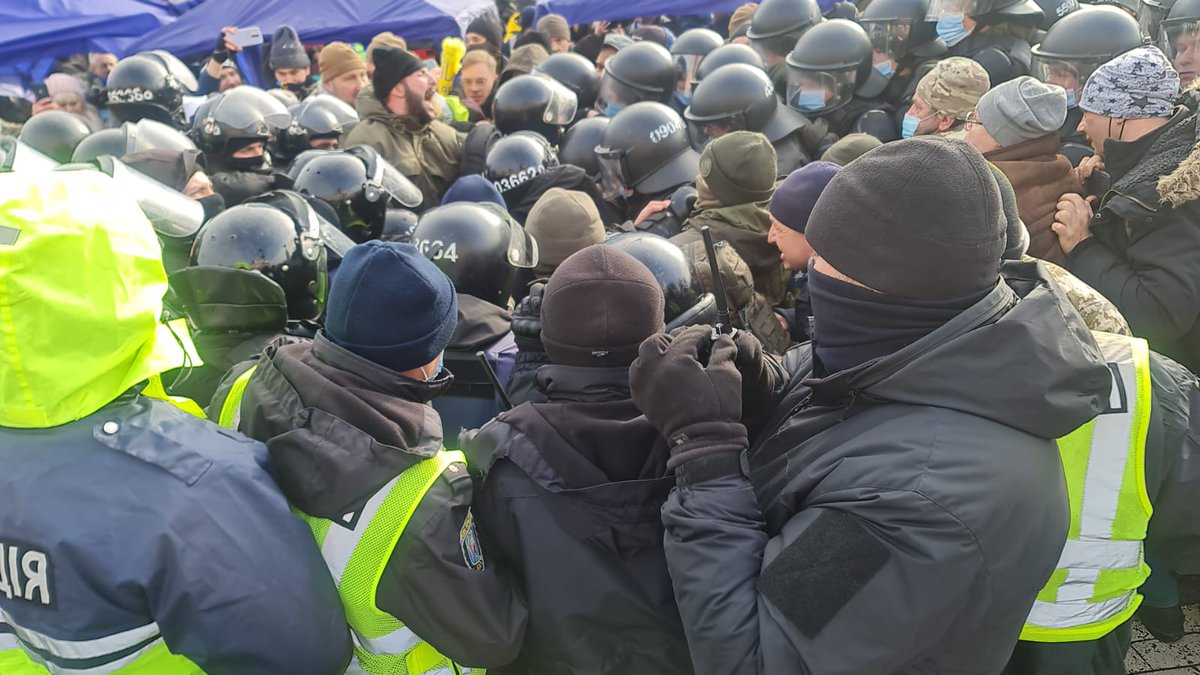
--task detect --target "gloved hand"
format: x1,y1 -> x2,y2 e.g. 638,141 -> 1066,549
511,283 -> 545,353
630,325 -> 747,470
731,329 -> 778,421
212,30 -> 232,63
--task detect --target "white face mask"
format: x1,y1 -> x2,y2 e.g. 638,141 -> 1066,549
422,354 -> 445,382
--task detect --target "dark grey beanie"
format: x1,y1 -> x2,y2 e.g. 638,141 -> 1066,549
806,137 -> 1006,300
269,26 -> 309,70
541,246 -> 665,368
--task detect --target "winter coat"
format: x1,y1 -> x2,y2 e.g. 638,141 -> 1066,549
661,260 -> 1113,675
238,331 -> 528,668
463,365 -> 693,675
1067,105 -> 1200,374
507,164 -> 622,226
682,202 -> 788,306
987,134 -> 1084,266
343,86 -> 464,211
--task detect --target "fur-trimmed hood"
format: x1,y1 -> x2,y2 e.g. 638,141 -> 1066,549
1159,88 -> 1200,207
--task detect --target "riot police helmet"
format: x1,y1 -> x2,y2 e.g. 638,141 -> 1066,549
485,131 -> 559,204
595,102 -> 699,200
604,232 -> 718,331
1162,0 -> 1200,82
276,94 -> 358,161
105,51 -> 197,128
1031,6 -> 1143,106
18,111 -> 91,164
195,86 -> 292,159
746,0 -> 825,60
293,145 -> 422,242
686,64 -> 782,150
671,29 -> 726,97
558,115 -> 610,178
596,42 -> 677,114
492,74 -> 579,143
535,53 -> 602,115
695,44 -> 766,87
860,0 -> 947,62
785,19 -> 874,115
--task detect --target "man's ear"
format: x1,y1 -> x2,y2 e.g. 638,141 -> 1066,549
938,113 -> 957,133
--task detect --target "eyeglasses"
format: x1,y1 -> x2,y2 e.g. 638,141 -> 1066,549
964,110 -> 981,127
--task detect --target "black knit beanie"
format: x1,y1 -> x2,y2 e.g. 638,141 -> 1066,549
541,246 -> 665,368
805,137 -> 1005,300
372,47 -> 424,105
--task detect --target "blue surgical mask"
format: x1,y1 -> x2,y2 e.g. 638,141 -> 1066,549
424,354 -> 444,382
675,91 -> 692,107
874,59 -> 895,80
1065,88 -> 1077,109
792,89 -> 826,112
936,14 -> 971,47
901,113 -> 922,139
604,102 -> 626,118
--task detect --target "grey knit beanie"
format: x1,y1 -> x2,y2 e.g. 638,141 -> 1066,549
977,77 -> 1068,147
1079,46 -> 1180,119
269,26 -> 309,70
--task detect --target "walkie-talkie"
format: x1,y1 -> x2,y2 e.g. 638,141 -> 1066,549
701,226 -> 737,340
476,351 -> 514,411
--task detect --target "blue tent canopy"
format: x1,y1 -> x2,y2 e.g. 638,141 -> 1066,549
0,0 -> 185,64
533,0 -> 747,26
135,0 -> 495,60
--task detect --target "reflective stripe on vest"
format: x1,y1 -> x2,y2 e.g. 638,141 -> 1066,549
1021,333 -> 1153,643
216,365 -> 257,430
0,610 -> 201,674
301,450 -> 468,675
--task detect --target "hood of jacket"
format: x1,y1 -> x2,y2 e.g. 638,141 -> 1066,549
807,259 -> 1112,440
240,330 -> 452,519
1157,108 -> 1200,208
0,171 -> 190,428
449,294 -> 512,351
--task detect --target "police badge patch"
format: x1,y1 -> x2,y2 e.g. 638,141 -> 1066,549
460,508 -> 485,571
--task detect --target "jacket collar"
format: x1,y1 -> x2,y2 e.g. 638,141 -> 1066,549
311,331 -> 453,403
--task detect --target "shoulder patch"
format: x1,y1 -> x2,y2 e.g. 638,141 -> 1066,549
757,509 -> 890,638
460,508 -> 486,571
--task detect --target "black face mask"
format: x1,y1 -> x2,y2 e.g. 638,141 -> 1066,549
228,153 -> 268,172
197,192 -> 225,222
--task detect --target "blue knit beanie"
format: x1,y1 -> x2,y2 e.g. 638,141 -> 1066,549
769,161 -> 840,233
441,174 -> 507,208
325,241 -> 458,373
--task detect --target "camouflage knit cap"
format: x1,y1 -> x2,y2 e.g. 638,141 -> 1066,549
916,57 -> 991,120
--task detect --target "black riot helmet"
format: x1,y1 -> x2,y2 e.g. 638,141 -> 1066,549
18,111 -> 91,164
1139,0 -> 1176,41
195,86 -> 292,159
72,119 -> 197,163
747,0 -> 825,60
182,190 -> 328,325
785,19 -> 874,115
604,232 -> 718,331
694,44 -> 766,87
596,102 -> 699,200
380,208 -> 420,243
672,29 -> 725,97
925,0 -> 1045,22
1031,6 -> 1143,106
485,131 -> 559,204
72,128 -> 126,162
294,145 -> 422,243
287,148 -> 335,181
686,64 -> 801,150
559,116 -> 609,178
535,53 -> 602,116
411,202 -> 538,308
1161,0 -> 1200,75
276,95 -> 358,162
105,51 -> 198,129
492,74 -> 579,143
859,0 -> 946,62
1033,0 -> 1081,29
597,42 -> 677,114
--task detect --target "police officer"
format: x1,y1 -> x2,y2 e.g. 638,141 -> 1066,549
17,110 -> 91,164
275,94 -> 359,167
412,202 -> 539,448
901,57 -> 990,139
0,169 -> 350,675
293,145 -> 423,242
485,130 -> 615,225
1138,0 -> 1178,43
1031,5 -> 1144,164
693,43 -> 766,88
671,28 -> 726,110
491,73 -> 579,144
926,0 -> 1046,85
786,19 -> 900,142
174,191 -> 328,412
859,0 -> 952,114
193,86 -> 293,206
596,102 -> 701,223
686,63 -> 818,176
596,41 -> 679,116
535,52 -> 602,122
231,240 -> 528,673
1161,0 -> 1200,88
746,0 -> 825,97
558,115 -> 609,179
105,50 -> 198,129
605,232 -> 719,330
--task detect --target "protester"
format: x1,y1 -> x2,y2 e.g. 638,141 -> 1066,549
344,47 -> 463,210
819,131 -> 882,164
459,49 -> 501,112
366,31 -> 408,77
1054,46 -> 1200,375
728,2 -> 760,43
903,57 -> 990,139
318,41 -> 369,106
267,25 -> 314,96
537,14 -> 573,53
0,170 -> 352,674
767,161 -> 840,341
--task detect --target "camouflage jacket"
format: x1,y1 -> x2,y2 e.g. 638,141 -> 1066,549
1034,256 -> 1131,336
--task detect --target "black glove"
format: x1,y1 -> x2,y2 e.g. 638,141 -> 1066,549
732,329 -> 778,414
511,283 -> 545,353
212,30 -> 231,63
630,326 -> 747,472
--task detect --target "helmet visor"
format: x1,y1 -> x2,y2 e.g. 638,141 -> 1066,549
675,54 -> 705,95
1162,21 -> 1200,74
595,146 -> 628,201
686,117 -> 742,152
212,87 -> 292,134
786,67 -> 858,114
536,74 -> 579,126
1139,0 -> 1170,39
927,0 -> 975,19
127,119 -> 198,155
597,73 -> 650,112
861,20 -> 914,61
1031,56 -> 1092,106
365,154 -> 423,208
107,158 -> 204,239
149,50 -> 200,93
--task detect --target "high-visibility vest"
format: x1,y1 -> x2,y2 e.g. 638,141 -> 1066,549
216,365 -> 257,430
298,450 -> 471,674
0,629 -> 203,674
1021,333 -> 1154,643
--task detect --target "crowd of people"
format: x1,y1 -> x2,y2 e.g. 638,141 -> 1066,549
1,0 -> 1200,673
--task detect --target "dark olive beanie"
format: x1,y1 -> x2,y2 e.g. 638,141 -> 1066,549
805,136 -> 1005,300
541,246 -> 665,368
